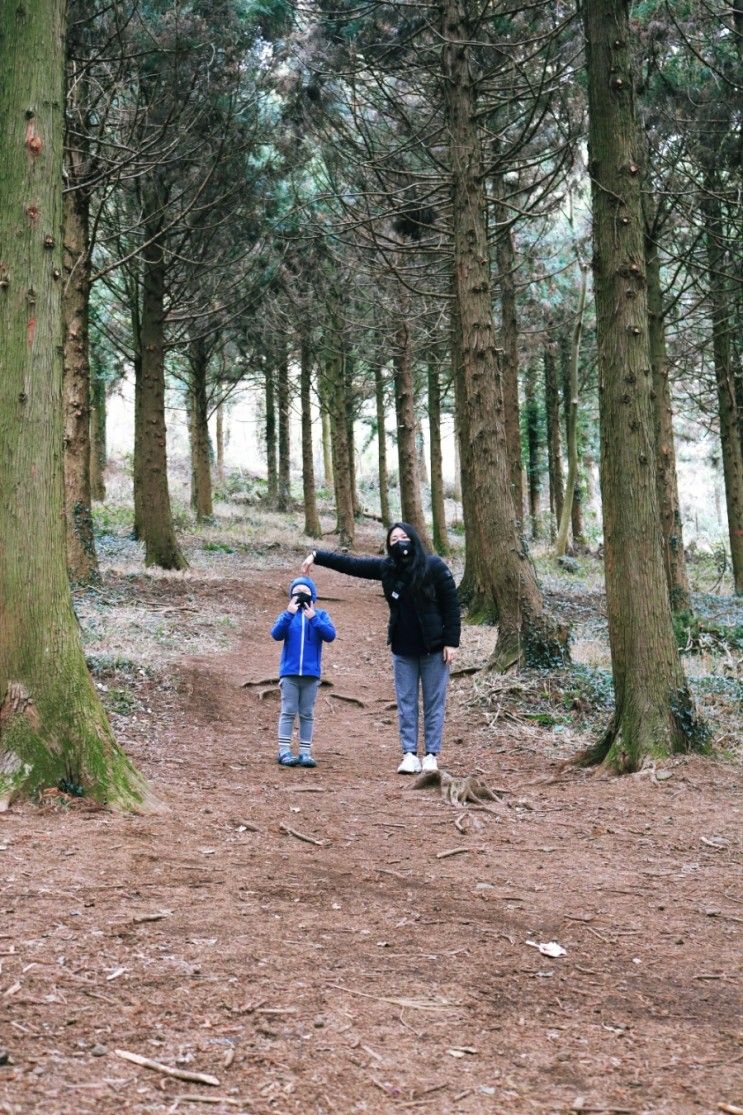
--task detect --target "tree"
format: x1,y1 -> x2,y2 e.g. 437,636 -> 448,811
0,0 -> 150,810
580,0 -> 704,771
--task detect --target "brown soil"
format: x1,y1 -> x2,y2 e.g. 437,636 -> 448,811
1,544 -> 741,1115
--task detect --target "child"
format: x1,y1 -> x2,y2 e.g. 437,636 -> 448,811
270,576 -> 336,767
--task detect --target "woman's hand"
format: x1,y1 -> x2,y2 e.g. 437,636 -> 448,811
443,646 -> 458,665
301,552 -> 315,575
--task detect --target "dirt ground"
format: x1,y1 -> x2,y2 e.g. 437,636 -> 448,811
1,530 -> 741,1115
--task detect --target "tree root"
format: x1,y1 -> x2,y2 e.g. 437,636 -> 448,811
412,769 -> 510,813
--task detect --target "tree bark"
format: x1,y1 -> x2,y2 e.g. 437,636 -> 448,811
321,398 -> 333,493
700,169 -> 743,593
0,0 -> 151,810
137,216 -> 187,570
645,219 -> 691,611
264,360 -> 278,507
393,308 -> 430,546
493,168 -> 525,525
581,0 -> 702,770
344,348 -> 359,518
89,353 -> 107,501
544,337 -> 563,537
555,269 -> 588,556
62,180 -> 98,583
428,355 -> 450,555
215,402 -> 225,484
277,343 -> 291,512
524,362 -> 541,539
441,0 -> 567,670
374,357 -> 391,525
188,335 -> 213,522
300,335 -> 322,537
325,311 -> 355,547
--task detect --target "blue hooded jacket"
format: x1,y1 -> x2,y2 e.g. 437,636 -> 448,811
271,576 -> 336,678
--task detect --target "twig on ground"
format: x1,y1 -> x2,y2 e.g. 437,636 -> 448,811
114,1049 -> 219,1086
328,984 -> 454,1012
718,1104 -> 743,1114
170,1098 -> 243,1109
436,847 -> 480,860
329,692 -> 366,707
279,823 -> 329,847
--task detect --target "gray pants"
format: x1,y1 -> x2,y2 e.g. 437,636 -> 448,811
392,653 -> 450,756
278,676 -> 320,747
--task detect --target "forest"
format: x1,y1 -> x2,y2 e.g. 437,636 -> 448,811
0,1 -> 741,1114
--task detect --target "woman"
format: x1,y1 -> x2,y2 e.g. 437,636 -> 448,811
302,522 -> 460,774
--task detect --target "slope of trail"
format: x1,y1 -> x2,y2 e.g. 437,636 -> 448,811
0,555 -> 740,1115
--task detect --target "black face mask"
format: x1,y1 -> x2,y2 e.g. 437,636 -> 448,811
390,539 -> 412,564
293,592 -> 312,609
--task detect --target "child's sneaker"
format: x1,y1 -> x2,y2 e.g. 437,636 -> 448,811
297,753 -> 317,768
277,753 -> 299,766
421,754 -> 438,773
397,752 -> 421,774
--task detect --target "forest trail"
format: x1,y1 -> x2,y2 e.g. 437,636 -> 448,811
0,554 -> 741,1115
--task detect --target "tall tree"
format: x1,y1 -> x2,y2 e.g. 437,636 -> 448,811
0,0 -> 149,809
581,0 -> 704,770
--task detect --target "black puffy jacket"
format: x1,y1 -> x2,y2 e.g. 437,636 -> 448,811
313,549 -> 461,653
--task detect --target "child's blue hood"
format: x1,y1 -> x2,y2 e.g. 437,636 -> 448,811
289,576 -> 318,601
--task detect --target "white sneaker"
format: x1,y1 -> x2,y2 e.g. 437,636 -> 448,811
421,754 -> 438,773
397,752 -> 422,775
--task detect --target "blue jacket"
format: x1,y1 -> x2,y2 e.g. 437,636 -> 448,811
271,607 -> 336,678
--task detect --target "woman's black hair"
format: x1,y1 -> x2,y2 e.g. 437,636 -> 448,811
385,521 -> 428,590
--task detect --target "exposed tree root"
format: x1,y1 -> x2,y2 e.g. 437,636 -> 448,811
412,769 -> 510,814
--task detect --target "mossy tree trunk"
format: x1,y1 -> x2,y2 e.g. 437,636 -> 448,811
581,0 -> 703,771
373,356 -> 391,525
300,335 -> 322,538
393,307 -> 431,547
89,353 -> 107,501
137,207 -> 187,570
264,360 -> 278,507
277,342 -> 291,512
524,361 -> 541,539
441,0 -> 568,670
555,268 -> 588,556
0,0 -> 152,811
493,167 -> 525,526
428,354 -> 450,556
188,334 -> 213,522
325,309 -> 355,548
544,337 -> 563,538
62,180 -> 98,583
645,215 -> 691,612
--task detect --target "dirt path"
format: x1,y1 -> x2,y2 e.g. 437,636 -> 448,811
1,559 -> 741,1115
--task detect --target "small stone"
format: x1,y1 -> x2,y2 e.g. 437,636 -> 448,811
91,1044 -> 107,1057
0,1049 -> 9,1066
313,1017 -> 325,1028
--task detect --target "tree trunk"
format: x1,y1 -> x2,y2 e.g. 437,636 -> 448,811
428,355 -> 450,555
137,224 -> 187,570
277,344 -> 291,512
0,0 -> 151,810
441,0 -> 567,670
701,169 -> 743,593
374,357 -> 391,525
645,219 -> 691,612
524,362 -> 541,539
555,268 -> 588,557
89,354 -> 107,501
393,308 -> 431,546
544,337 -> 563,538
215,402 -> 225,484
300,336 -> 322,538
581,0 -> 702,770
493,167 -> 525,525
325,316 -> 355,547
344,349 -> 359,518
188,336 -> 213,522
62,181 -> 98,583
264,361 -> 278,507
132,301 -> 144,540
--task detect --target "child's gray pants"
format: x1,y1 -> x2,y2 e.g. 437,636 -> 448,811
278,676 -> 320,746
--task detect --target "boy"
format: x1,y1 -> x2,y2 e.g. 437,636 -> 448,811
270,576 -> 336,767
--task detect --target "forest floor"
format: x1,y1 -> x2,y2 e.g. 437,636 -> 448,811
0,498 -> 741,1115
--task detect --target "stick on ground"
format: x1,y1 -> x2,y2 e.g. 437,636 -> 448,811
114,1049 -> 219,1086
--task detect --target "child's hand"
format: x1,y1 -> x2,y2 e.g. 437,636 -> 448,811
287,598 -> 300,614
304,603 -> 316,619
